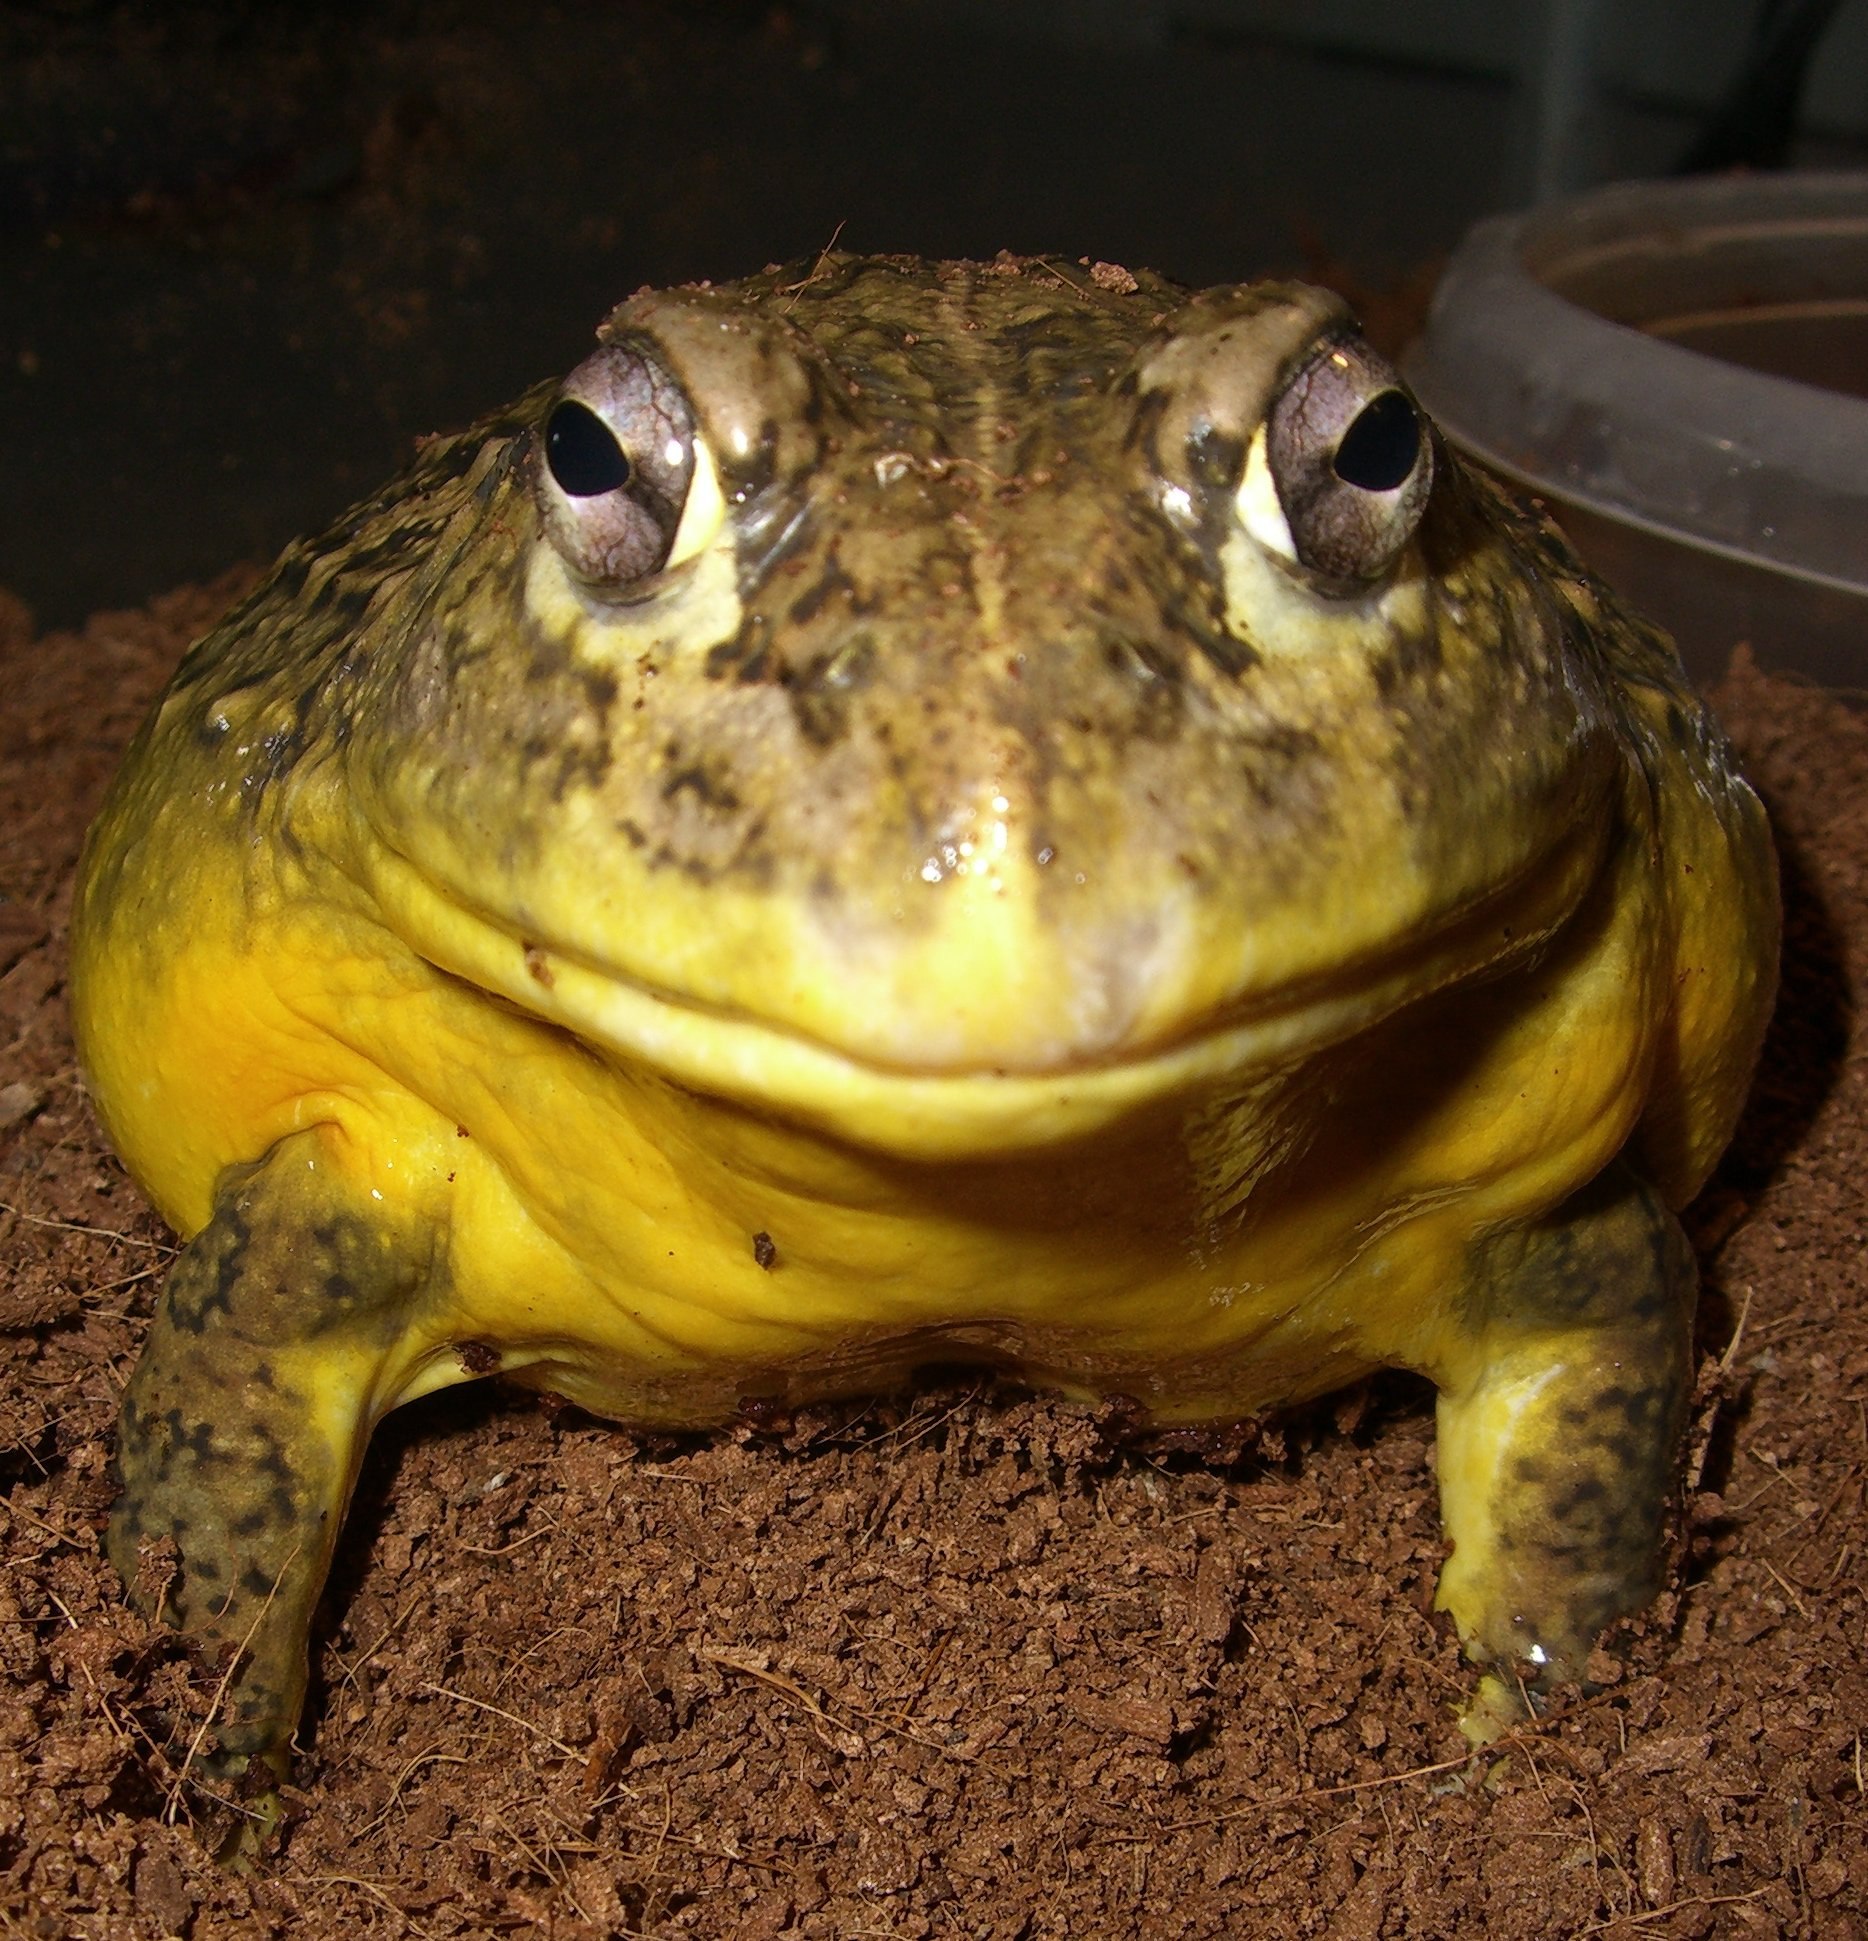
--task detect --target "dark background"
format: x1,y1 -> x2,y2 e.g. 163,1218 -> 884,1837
5,0 -> 1866,630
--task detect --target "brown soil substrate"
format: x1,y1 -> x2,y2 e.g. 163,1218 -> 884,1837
1,581 -> 1863,1939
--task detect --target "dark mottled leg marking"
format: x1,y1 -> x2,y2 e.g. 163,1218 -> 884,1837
109,1134 -> 435,1788
1434,1162 -> 1695,1729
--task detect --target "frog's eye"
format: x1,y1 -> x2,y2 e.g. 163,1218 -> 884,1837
535,343 -> 726,592
1237,336 -> 1433,581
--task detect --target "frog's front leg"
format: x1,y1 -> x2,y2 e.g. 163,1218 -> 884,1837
1432,1162 -> 1696,1738
109,1130 -> 437,1824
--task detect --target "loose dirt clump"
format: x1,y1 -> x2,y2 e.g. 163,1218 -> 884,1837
1,588 -> 1863,1937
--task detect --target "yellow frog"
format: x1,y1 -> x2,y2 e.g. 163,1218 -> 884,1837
71,255 -> 1778,1817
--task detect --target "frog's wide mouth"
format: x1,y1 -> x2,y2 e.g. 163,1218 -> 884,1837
362,829 -> 1601,1160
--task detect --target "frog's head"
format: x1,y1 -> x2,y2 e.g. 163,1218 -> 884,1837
350,258 -> 1622,1154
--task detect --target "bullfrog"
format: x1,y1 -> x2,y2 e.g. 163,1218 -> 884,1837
71,254 -> 1778,1822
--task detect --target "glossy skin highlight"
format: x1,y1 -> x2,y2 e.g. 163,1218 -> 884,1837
70,256 -> 1778,1827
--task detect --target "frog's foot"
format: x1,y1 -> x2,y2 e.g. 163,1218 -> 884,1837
1458,1672 -> 1540,1747
1432,1162 -> 1695,1738
108,1130 -> 438,1851
212,1761 -> 289,1875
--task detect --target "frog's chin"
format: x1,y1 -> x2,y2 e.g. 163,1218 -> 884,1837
366,839 -> 1587,1161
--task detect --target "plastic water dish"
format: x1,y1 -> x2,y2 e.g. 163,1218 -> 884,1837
1405,173 -> 1868,687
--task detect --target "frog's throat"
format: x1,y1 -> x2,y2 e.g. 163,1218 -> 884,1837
360,828 -> 1603,1162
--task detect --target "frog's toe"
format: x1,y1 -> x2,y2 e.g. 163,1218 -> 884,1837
211,1776 -> 288,1874
1457,1671 -> 1533,1747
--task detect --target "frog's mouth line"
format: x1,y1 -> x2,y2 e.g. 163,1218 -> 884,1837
362,829 -> 1604,1162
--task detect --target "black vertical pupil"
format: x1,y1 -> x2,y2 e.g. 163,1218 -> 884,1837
1333,391 -> 1421,492
546,400 -> 632,497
